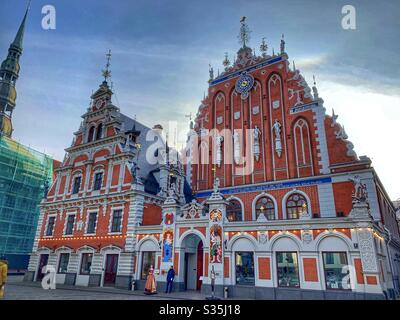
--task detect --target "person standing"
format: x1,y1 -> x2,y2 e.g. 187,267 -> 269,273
0,259 -> 8,299
165,265 -> 175,294
144,265 -> 157,295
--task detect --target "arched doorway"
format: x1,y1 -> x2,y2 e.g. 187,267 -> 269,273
181,233 -> 204,291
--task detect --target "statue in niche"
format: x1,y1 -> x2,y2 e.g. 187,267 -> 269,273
233,130 -> 241,165
253,126 -> 261,161
272,120 -> 283,158
349,175 -> 368,204
215,134 -> 224,167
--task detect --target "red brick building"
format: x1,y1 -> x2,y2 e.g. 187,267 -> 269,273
26,19 -> 400,299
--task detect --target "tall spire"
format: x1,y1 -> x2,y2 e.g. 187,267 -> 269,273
0,1 -> 30,138
12,0 -> 30,51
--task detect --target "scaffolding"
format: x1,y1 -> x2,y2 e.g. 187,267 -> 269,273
0,135 -> 53,269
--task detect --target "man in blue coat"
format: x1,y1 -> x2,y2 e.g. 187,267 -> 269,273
165,265 -> 175,294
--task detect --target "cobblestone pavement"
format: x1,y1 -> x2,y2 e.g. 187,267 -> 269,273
2,276 -> 208,300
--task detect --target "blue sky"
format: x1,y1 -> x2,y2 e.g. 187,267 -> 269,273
1,0 -> 399,200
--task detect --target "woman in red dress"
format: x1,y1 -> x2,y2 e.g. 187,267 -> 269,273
144,265 -> 157,295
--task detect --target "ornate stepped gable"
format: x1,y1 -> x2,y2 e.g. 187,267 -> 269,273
45,78 -> 186,203
191,19 -> 364,192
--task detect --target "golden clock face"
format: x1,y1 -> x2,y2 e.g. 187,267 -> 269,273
241,80 -> 248,87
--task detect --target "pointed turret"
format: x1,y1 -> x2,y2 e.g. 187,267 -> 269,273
11,2 -> 30,52
0,2 -> 30,137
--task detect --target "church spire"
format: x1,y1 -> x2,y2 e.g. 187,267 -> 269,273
12,1 -> 30,51
0,1 -> 30,138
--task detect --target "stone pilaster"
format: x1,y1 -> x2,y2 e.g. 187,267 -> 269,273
205,190 -> 228,287
124,182 -> 145,252
160,196 -> 180,275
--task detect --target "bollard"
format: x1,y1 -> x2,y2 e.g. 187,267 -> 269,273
131,280 -> 136,291
224,286 -> 229,299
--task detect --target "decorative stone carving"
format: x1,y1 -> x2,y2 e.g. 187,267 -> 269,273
252,106 -> 260,115
259,232 -> 268,244
253,126 -> 261,162
272,100 -> 280,109
233,130 -> 241,165
234,111 -> 241,120
215,134 -> 224,167
302,230 -> 313,244
181,200 -> 204,219
357,229 -> 378,273
272,120 -> 282,158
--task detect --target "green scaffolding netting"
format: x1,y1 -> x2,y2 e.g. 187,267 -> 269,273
0,135 -> 53,257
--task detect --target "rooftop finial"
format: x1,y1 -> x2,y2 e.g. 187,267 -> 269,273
102,49 -> 112,82
260,37 -> 268,58
238,16 -> 251,48
280,33 -> 285,54
223,52 -> 230,70
313,75 -> 316,86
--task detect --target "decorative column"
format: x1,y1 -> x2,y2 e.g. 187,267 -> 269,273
123,181 -> 145,285
205,178 -> 228,295
160,193 -> 180,281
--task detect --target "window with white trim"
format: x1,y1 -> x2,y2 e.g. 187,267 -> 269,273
93,172 -> 103,191
110,209 -> 123,233
45,216 -> 56,236
65,214 -> 75,235
86,212 -> 98,234
72,176 -> 82,194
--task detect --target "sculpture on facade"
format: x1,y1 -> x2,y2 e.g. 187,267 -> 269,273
215,134 -> 224,167
233,130 -> 241,164
349,175 -> 368,204
272,120 -> 283,157
253,126 -> 261,161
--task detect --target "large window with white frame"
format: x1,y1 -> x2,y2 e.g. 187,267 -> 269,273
255,196 -> 275,220
286,193 -> 308,219
86,212 -> 98,234
110,209 -> 123,233
80,253 -> 93,275
322,252 -> 351,290
235,252 -> 255,285
93,172 -> 103,191
276,252 -> 300,287
64,214 -> 75,235
226,199 -> 243,222
45,216 -> 56,236
72,176 -> 82,194
57,253 -> 70,274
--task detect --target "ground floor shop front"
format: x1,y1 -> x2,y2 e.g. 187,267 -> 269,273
25,225 -> 398,299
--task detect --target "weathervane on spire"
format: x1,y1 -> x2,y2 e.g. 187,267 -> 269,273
238,16 -> 251,48
102,49 -> 112,82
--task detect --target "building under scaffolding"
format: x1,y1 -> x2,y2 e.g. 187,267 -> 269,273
0,135 -> 54,270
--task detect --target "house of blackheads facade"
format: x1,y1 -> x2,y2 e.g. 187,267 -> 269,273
25,19 -> 400,300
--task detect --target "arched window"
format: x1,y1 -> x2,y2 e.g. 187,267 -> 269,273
87,126 -> 95,142
95,123 -> 103,140
226,199 -> 242,222
255,197 -> 275,220
286,193 -> 308,219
